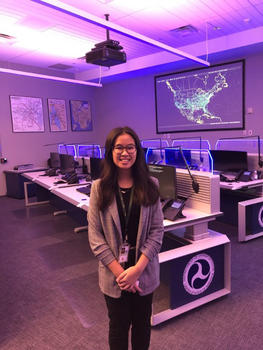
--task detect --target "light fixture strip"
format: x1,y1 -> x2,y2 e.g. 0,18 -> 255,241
31,0 -> 210,67
0,67 -> 102,87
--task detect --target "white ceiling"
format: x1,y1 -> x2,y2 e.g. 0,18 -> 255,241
0,0 -> 263,84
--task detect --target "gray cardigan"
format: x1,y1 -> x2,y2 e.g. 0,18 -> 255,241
88,178 -> 164,298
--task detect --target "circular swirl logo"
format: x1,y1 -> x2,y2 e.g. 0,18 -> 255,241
183,253 -> 214,295
257,205 -> 263,228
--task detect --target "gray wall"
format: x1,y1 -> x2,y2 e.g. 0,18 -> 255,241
1,51 -> 263,195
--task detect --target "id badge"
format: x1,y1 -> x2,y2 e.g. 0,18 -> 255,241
118,242 -> 130,263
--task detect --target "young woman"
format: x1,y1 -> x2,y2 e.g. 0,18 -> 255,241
88,126 -> 164,350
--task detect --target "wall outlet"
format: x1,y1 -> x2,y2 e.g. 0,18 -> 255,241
248,130 -> 253,136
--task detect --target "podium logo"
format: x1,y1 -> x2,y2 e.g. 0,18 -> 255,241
183,253 -> 214,295
257,205 -> 263,227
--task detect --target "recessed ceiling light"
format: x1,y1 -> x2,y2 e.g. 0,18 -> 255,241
243,18 -> 251,23
12,28 -> 95,59
0,13 -> 20,33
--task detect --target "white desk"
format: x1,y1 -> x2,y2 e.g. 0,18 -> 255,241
220,179 -> 263,191
220,178 -> 263,241
4,168 -> 47,199
22,171 -> 52,206
149,208 -> 230,325
51,185 -> 90,233
152,229 -> 230,325
23,171 -> 89,232
23,171 -> 69,190
164,207 -> 222,241
5,167 -> 46,175
23,171 -> 88,197
52,185 -> 90,210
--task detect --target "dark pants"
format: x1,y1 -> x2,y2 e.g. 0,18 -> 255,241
104,292 -> 153,350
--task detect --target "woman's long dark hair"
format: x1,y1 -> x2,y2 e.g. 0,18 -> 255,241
98,126 -> 159,211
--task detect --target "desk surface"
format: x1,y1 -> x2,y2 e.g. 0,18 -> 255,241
23,171 -> 66,190
23,171 -> 90,207
220,178 -> 263,190
164,207 -> 222,231
24,171 -> 221,226
23,171 -> 49,181
159,228 -> 229,263
5,167 -> 47,175
52,185 -> 90,210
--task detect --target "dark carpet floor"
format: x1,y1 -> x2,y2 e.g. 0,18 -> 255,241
0,196 -> 262,350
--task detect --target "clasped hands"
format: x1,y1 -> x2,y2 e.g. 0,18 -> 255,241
116,266 -> 142,293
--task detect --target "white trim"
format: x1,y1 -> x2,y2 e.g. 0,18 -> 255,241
0,67 -> 102,87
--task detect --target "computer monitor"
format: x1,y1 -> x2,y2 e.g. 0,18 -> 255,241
145,148 -> 164,164
165,148 -> 192,168
59,154 -> 75,175
49,152 -> 60,169
77,144 -> 101,158
90,157 -> 103,180
210,150 -> 248,172
148,164 -> 177,200
58,144 -> 76,157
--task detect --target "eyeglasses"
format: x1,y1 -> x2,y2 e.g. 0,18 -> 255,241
113,144 -> 137,154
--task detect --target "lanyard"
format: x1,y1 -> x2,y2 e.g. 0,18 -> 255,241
118,186 -> 134,242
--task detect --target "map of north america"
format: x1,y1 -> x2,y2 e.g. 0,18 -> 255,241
166,72 -> 228,125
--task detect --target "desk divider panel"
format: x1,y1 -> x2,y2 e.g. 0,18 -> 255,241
176,169 -> 220,214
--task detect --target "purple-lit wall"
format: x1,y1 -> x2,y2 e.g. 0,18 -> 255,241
1,51 -> 263,195
93,74 -> 156,142
0,72 -> 97,195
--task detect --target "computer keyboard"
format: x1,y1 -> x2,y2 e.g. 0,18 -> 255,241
76,184 -> 91,196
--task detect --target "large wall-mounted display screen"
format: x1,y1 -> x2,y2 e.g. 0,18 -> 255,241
155,60 -> 245,133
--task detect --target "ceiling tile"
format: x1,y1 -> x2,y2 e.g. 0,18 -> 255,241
0,0 -> 262,80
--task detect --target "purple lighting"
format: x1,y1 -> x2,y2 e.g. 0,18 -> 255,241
0,67 -> 102,87
31,0 -> 210,67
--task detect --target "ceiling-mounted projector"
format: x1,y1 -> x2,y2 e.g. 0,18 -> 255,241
85,14 -> 126,67
85,39 -> 126,67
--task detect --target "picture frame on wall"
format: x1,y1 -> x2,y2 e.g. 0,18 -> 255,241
70,99 -> 92,131
10,95 -> 44,132
48,98 -> 67,132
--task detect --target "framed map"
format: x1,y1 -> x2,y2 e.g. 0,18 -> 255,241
70,99 -> 92,131
48,98 -> 67,132
10,95 -> 44,132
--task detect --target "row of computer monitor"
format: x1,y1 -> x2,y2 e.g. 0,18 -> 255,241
147,150 -> 249,202
49,151 -> 177,201
51,148 -> 249,176
49,150 -> 250,208
147,148 -> 249,173
49,152 -> 102,180
58,144 -> 102,158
